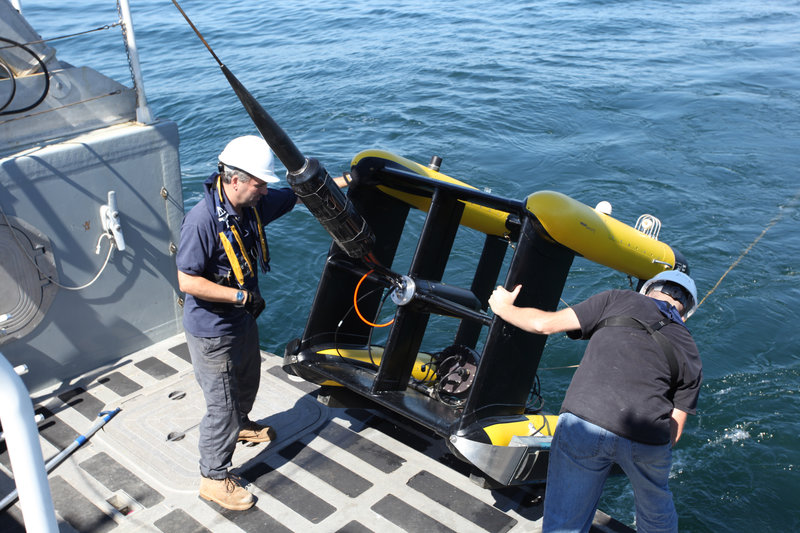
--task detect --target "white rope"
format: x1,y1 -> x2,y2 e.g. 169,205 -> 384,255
1,204 -> 117,291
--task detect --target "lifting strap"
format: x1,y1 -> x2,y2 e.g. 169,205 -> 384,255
593,316 -> 679,394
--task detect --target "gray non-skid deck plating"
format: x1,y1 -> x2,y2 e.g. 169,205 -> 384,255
0,335 -> 630,532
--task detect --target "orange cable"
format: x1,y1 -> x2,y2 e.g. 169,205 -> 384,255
354,270 -> 395,328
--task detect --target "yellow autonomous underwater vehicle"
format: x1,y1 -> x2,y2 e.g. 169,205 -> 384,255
281,149 -> 688,486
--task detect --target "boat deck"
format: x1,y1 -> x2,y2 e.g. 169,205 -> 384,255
0,335 -> 632,532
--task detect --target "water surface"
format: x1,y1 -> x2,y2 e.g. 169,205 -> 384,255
23,0 -> 800,530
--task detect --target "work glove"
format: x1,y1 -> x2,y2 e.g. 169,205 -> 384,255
244,291 -> 265,319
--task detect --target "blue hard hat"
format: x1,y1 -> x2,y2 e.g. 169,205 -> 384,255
640,270 -> 698,319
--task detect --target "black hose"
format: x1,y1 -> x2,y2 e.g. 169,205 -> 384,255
0,37 -> 50,116
364,289 -> 394,366
333,285 -> 385,365
0,58 -> 16,113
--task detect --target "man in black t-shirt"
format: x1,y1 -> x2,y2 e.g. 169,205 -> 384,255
489,271 -> 701,533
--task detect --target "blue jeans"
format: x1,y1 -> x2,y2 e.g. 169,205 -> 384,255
185,318 -> 261,479
543,412 -> 677,533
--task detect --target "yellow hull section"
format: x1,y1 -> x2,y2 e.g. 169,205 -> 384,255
351,149 -> 510,237
526,191 -> 676,280
483,414 -> 560,446
320,347 -> 558,447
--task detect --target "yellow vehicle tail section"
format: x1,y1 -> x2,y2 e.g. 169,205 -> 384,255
482,414 -> 560,446
526,191 -> 676,280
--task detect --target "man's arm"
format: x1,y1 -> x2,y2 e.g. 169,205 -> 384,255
178,270 -> 242,304
670,408 -> 688,446
332,174 -> 350,188
488,285 -> 580,335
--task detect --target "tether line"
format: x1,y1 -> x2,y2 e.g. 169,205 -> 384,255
696,188 -> 800,312
541,188 -> 800,369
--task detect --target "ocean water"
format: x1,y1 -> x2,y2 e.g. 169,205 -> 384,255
21,0 -> 800,530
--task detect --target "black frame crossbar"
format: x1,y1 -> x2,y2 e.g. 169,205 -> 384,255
284,153 -> 575,438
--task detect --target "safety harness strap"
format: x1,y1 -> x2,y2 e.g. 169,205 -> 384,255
593,316 -> 679,394
211,175 -> 270,289
218,231 -> 246,286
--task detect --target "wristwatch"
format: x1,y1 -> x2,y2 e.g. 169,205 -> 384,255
235,290 -> 246,307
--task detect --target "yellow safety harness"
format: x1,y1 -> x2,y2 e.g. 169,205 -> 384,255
214,175 -> 269,287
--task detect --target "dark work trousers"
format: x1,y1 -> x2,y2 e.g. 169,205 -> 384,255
185,317 -> 261,480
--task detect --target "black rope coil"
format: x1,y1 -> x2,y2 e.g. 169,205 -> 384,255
0,37 -> 50,116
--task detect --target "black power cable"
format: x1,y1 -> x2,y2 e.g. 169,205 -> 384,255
0,37 -> 50,116
0,58 -> 17,112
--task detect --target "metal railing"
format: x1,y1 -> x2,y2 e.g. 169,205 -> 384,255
3,0 -> 152,124
0,352 -> 58,532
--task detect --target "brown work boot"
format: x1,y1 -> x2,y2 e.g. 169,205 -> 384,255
199,475 -> 254,511
238,420 -> 276,443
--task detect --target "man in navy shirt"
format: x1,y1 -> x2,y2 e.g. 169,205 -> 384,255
489,271 -> 702,533
176,135 -> 297,510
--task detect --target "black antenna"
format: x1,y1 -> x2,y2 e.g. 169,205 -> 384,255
170,0 -> 374,258
170,0 -> 305,172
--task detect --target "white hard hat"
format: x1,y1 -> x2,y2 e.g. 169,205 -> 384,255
218,135 -> 279,183
640,270 -> 698,319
